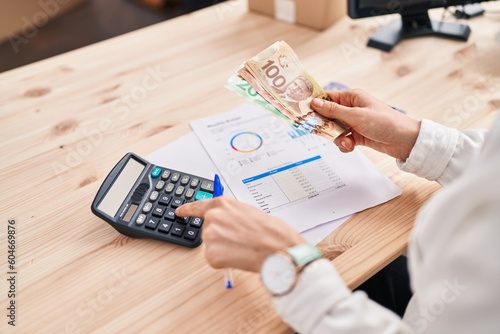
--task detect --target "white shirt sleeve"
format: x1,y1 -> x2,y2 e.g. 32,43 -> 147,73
272,117 -> 500,334
397,119 -> 487,185
404,115 -> 500,333
273,259 -> 413,333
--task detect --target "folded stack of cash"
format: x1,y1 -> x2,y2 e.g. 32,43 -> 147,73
225,41 -> 349,140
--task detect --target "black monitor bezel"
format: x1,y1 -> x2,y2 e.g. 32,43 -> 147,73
348,0 -> 483,18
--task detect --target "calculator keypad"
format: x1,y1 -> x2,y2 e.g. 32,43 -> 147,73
158,221 -> 172,233
165,183 -> 175,193
171,173 -> 180,182
155,180 -> 165,190
184,228 -> 198,240
145,218 -> 159,230
149,191 -> 159,201
132,166 -> 213,247
161,170 -> 171,180
180,175 -> 190,185
175,186 -> 185,197
136,214 -> 147,225
142,202 -> 153,213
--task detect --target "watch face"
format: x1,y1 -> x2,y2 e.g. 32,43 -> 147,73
261,254 -> 295,296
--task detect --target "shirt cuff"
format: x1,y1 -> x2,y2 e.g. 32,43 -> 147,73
397,119 -> 458,183
272,258 -> 351,332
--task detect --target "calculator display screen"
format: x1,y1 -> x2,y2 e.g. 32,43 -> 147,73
98,158 -> 145,217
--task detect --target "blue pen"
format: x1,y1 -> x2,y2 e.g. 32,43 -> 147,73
213,174 -> 234,289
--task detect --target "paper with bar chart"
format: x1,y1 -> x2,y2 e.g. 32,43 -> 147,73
190,104 -> 402,232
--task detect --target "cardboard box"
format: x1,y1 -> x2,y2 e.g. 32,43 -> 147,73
0,0 -> 87,43
248,0 -> 346,30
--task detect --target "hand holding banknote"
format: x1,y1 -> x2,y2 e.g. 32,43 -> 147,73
311,89 -> 420,161
226,41 -> 349,141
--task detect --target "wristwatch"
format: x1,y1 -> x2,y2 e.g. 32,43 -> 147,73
261,243 -> 323,296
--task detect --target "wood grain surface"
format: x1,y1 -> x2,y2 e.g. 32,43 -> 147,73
1,1 -> 499,332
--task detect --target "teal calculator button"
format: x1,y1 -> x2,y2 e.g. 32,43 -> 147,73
195,191 -> 213,201
151,167 -> 162,178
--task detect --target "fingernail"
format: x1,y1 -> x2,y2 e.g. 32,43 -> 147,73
312,98 -> 324,108
340,140 -> 348,149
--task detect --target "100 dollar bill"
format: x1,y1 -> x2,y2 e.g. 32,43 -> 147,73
244,41 -> 349,140
226,41 -> 349,140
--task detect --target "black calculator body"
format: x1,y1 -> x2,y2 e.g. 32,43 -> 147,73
91,153 -> 216,248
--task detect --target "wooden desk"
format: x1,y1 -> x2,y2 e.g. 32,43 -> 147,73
1,1 -> 499,332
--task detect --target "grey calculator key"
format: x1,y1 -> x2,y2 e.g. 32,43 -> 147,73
161,170 -> 171,180
190,178 -> 199,188
171,173 -> 180,182
136,214 -> 146,225
175,186 -> 185,197
165,183 -> 175,193
142,202 -> 153,213
180,175 -> 190,185
185,188 -> 195,199
149,191 -> 159,201
200,180 -> 214,192
155,180 -> 165,190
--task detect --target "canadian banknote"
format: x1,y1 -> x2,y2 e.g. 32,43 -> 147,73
227,41 -> 349,140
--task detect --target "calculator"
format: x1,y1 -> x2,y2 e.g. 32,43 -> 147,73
91,153 -> 216,248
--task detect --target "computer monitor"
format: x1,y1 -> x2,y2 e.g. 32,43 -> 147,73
348,0 -> 489,52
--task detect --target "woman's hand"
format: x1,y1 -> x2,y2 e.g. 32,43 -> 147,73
175,197 -> 305,272
311,89 -> 421,161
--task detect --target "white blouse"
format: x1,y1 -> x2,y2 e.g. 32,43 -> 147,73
273,117 -> 500,333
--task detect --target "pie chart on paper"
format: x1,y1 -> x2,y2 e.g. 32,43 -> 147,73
230,132 -> 263,153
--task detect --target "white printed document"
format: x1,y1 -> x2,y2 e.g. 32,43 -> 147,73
147,132 -> 349,244
190,104 -> 402,232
